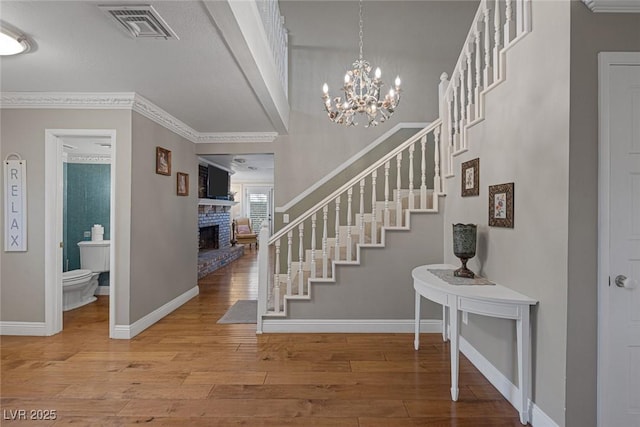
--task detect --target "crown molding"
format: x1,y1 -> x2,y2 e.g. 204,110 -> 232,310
0,92 -> 136,109
582,0 -> 640,12
196,132 -> 278,144
0,92 -> 279,144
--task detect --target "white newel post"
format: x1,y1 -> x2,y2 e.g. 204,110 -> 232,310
257,223 -> 270,332
274,239 -> 281,313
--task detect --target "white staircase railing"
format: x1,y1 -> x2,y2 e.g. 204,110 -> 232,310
256,0 -> 532,332
442,0 -> 531,180
256,0 -> 289,99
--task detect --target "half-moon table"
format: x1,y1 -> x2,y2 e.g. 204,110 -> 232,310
412,264 -> 537,425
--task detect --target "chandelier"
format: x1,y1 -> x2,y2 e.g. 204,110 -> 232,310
321,0 -> 401,127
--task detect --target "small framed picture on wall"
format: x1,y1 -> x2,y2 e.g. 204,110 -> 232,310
177,172 -> 189,196
461,158 -> 480,197
488,182 -> 514,228
156,147 -> 171,176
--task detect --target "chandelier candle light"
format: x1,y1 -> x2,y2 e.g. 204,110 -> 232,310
321,0 -> 401,127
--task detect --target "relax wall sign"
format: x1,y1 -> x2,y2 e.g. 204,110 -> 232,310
4,154 -> 27,252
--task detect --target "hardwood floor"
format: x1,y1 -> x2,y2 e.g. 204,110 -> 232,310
1,252 -> 526,426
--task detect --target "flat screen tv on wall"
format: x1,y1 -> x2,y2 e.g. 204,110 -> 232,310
207,165 -> 230,199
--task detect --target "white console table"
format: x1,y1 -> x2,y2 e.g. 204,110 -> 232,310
413,264 -> 537,425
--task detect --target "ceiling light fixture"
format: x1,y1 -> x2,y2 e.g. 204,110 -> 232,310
0,27 -> 31,56
321,0 -> 401,127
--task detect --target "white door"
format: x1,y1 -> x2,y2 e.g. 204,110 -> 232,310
245,186 -> 273,235
599,54 -> 640,427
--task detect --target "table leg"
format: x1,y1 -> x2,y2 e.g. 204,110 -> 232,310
516,306 -> 530,425
450,299 -> 459,401
414,291 -> 421,350
442,305 -> 449,342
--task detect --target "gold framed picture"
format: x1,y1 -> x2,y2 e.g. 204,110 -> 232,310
156,147 -> 171,176
488,182 -> 514,228
177,172 -> 189,196
461,158 -> 480,197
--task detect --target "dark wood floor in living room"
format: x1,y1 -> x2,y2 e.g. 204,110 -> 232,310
1,252 -> 526,426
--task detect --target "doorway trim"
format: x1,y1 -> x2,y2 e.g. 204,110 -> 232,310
597,51 -> 640,426
44,129 -> 117,337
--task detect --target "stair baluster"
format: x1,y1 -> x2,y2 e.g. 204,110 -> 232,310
359,179 -> 365,246
396,153 -> 403,226
298,223 -> 304,295
459,66 -> 467,150
286,230 -> 293,296
421,136 -> 428,209
453,78 -> 460,152
408,143 -> 415,210
346,187 -> 353,261
474,27 -> 482,121
483,1 -> 492,88
434,127 -> 441,199
384,161 -> 390,227
466,46 -> 474,123
322,206 -> 328,279
505,0 -> 512,46
334,195 -> 341,261
371,170 -> 378,244
493,0 -> 502,83
310,213 -> 317,279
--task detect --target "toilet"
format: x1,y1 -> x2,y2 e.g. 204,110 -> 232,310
62,240 -> 110,311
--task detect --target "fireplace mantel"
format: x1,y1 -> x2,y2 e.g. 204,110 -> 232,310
198,199 -> 238,207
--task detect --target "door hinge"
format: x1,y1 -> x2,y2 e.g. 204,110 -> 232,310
608,276 -> 611,287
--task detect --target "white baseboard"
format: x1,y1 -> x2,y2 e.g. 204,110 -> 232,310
261,318 -> 442,333
459,336 -> 559,427
0,321 -> 48,336
112,285 -> 199,339
96,286 -> 110,296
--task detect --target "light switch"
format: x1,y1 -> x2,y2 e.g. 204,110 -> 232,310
283,214 -> 289,223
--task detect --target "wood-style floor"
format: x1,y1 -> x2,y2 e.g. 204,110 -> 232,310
1,251 -> 527,426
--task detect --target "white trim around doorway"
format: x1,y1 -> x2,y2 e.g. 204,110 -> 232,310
597,51 -> 640,427
44,129 -> 117,337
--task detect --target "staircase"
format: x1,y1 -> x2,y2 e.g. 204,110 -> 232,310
256,0 -> 532,332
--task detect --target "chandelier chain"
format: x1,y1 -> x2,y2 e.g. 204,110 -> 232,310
358,0 -> 363,61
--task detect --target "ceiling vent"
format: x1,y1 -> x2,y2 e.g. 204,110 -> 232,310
99,5 -> 179,40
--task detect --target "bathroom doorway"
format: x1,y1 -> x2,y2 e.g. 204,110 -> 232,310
44,129 -> 116,337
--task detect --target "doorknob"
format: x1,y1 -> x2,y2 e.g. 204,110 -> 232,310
615,275 -> 638,289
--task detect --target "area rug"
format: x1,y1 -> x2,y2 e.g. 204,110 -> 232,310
217,300 -> 257,324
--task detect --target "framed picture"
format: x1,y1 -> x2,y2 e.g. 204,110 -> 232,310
156,146 -> 171,176
489,183 -> 514,228
461,158 -> 479,197
177,172 -> 189,196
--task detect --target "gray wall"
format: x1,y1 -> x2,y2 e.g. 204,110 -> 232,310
566,4 -> 640,426
0,109 -> 132,325
288,210 -> 444,320
442,1 -> 571,424
129,112 -> 198,324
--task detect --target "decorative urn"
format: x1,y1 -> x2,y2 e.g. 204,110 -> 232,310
452,223 -> 477,278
